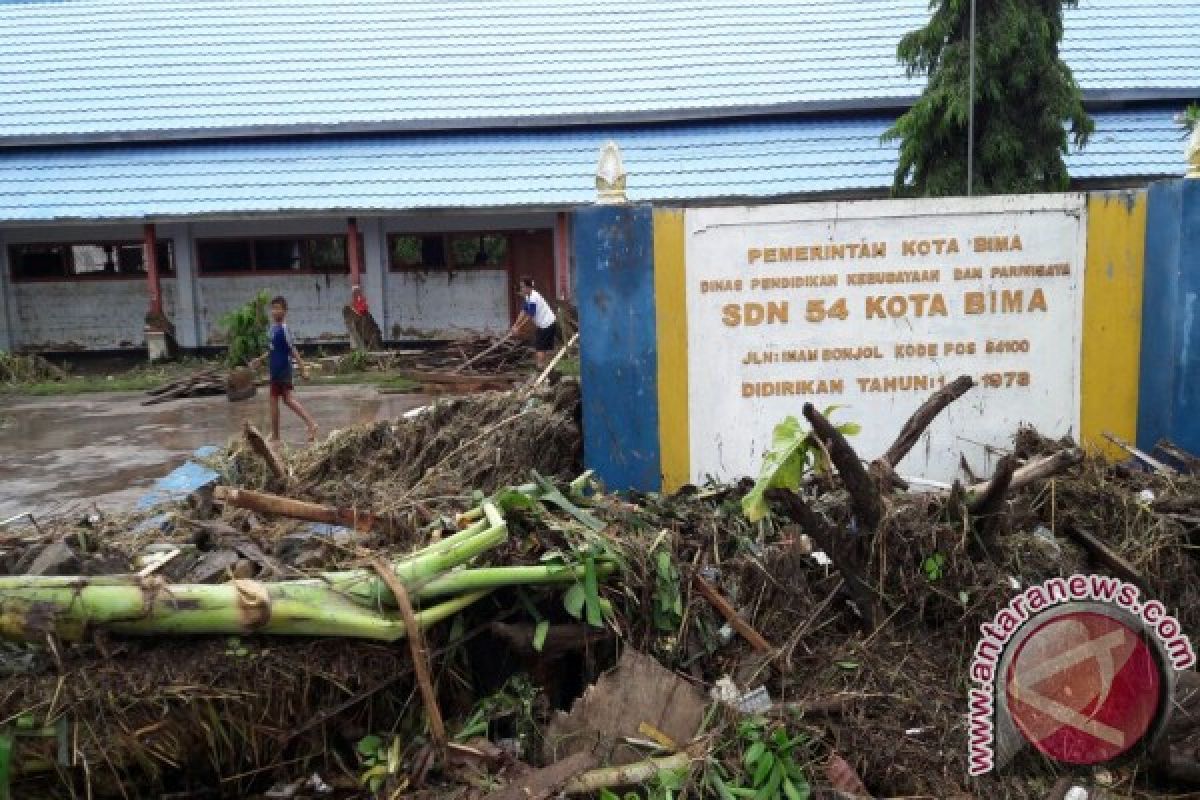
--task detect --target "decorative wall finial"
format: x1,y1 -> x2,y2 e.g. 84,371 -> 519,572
595,141 -> 628,204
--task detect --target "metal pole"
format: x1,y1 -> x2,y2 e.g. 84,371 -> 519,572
967,0 -> 976,196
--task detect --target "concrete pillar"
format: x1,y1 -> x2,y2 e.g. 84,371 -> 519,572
1137,178 -> 1200,454
360,217 -> 387,335
163,222 -> 202,349
0,235 -> 13,351
573,204 -> 660,491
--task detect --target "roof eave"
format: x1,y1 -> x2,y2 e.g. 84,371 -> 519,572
1,88 -> 1193,151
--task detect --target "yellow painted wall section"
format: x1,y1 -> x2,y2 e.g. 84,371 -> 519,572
653,209 -> 690,491
1082,192 -> 1146,459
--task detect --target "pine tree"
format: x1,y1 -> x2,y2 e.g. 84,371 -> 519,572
883,0 -> 1093,197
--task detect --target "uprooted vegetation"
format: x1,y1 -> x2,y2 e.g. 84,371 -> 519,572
1,376 -> 1200,798
0,351 -> 66,385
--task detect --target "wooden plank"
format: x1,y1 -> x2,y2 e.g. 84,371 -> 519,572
1063,525 -> 1147,591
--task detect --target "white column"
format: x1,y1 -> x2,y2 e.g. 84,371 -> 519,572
163,222 -> 201,348
361,217 -> 387,336
0,234 -> 15,350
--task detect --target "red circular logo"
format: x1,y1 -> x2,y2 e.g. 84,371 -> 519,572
1005,611 -> 1164,765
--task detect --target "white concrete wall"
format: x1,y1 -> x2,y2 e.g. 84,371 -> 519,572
198,273 -> 354,345
2,224 -> 178,350
381,211 -> 556,337
385,270 -> 510,337
12,279 -> 178,350
182,217 -> 356,345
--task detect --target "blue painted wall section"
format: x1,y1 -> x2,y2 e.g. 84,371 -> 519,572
1138,179 -> 1200,454
573,205 -> 661,492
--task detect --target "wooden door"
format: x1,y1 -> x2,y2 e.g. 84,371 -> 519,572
508,229 -> 556,323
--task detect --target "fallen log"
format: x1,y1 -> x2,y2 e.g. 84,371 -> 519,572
564,746 -> 703,795
964,448 -> 1083,496
882,375 -> 975,468
215,486 -> 377,531
243,422 -> 288,484
487,752 -> 599,800
802,403 -> 883,530
866,375 -> 974,492
767,488 -> 879,628
969,453 -> 1017,547
690,573 -> 773,653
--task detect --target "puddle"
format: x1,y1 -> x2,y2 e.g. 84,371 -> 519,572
0,386 -> 427,519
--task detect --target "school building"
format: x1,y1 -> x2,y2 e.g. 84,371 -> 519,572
0,0 -> 1195,352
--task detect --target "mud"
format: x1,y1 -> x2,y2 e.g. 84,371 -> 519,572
0,386 -> 428,519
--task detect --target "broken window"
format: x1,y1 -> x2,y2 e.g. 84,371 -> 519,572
388,232 -> 510,271
450,234 -> 508,268
196,236 -> 349,275
9,240 -> 172,281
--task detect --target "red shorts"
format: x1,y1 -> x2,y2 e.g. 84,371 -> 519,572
269,380 -> 293,398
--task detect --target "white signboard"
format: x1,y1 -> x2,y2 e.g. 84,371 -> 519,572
684,195 -> 1086,484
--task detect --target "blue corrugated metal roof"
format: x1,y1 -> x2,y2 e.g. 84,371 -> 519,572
0,109 -> 1182,221
0,0 -> 1195,141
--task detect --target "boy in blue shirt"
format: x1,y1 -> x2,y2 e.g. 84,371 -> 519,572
250,296 -> 318,443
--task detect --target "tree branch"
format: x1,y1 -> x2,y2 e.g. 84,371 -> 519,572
802,403 -> 883,531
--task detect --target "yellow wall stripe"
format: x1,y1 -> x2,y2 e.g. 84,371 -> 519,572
1081,191 -> 1146,459
653,209 -> 690,491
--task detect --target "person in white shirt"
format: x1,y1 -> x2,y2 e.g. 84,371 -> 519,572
510,276 -> 558,368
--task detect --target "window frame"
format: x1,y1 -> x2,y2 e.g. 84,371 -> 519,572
7,239 -> 175,283
387,231 -> 513,273
195,234 -> 360,277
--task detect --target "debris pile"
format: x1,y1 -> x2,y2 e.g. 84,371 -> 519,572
143,364 -> 228,404
2,376 -> 1200,799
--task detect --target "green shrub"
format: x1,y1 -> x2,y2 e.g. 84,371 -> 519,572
219,291 -> 271,367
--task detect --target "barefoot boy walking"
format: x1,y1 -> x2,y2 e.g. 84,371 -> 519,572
250,296 -> 319,442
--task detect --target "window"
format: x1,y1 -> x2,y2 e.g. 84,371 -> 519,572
389,232 -> 511,271
9,240 -> 173,281
450,234 -> 508,268
196,235 -> 352,275
390,234 -> 445,270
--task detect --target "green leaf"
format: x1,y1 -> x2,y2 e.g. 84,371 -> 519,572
741,416 -> 812,522
707,771 -> 738,800
532,620 -> 550,653
835,660 -> 859,670
752,751 -> 775,786
658,766 -> 688,791
356,734 -> 382,757
837,422 -> 862,436
583,554 -> 603,628
754,763 -> 783,800
532,471 -> 605,531
492,488 -> 537,512
744,740 -> 766,767
563,583 -> 586,619
782,776 -> 810,800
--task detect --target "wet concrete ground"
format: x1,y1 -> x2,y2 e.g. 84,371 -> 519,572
0,386 -> 428,520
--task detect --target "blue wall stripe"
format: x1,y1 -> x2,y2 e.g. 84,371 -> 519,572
573,204 -> 661,491
1137,178 -> 1200,455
